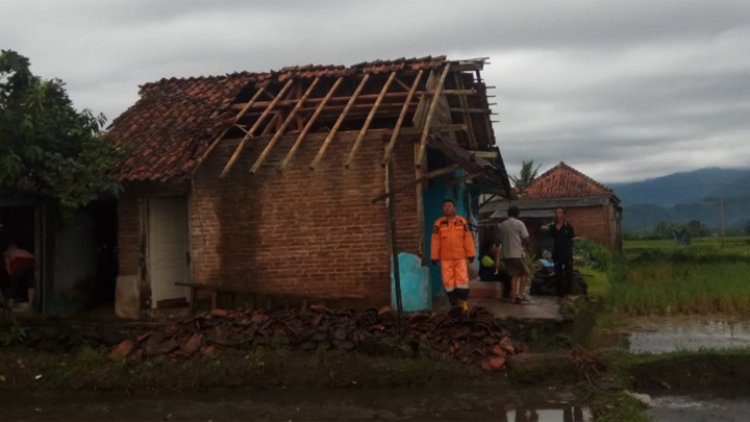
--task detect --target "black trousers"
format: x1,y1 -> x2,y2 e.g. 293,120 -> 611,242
554,259 -> 574,297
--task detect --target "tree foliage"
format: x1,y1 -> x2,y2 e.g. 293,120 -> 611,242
510,160 -> 541,193
0,50 -> 120,209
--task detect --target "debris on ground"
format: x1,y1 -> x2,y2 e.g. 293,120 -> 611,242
569,345 -> 607,382
106,306 -> 525,371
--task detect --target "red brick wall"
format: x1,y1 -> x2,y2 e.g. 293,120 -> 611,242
190,130 -> 419,305
567,205 -> 613,249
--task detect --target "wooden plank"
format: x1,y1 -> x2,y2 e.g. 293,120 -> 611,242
448,107 -> 493,114
372,164 -> 459,203
309,73 -> 370,170
382,69 -> 423,165
453,72 -> 477,149
219,78 -> 294,178
193,83 -> 268,170
416,63 -> 451,168
249,77 -> 321,174
278,76 -> 344,171
469,150 -> 498,159
345,71 -> 397,168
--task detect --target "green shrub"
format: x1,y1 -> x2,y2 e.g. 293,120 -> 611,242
574,237 -> 613,271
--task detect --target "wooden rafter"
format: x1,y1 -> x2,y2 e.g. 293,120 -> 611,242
249,77 -> 321,174
345,71 -> 397,168
453,72 -> 478,149
193,82 -> 268,171
416,63 -> 451,168
219,78 -> 294,178
382,69 -> 424,165
310,73 -> 370,170
278,76 -> 344,172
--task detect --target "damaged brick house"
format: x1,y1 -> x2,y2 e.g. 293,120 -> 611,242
109,56 -> 511,317
481,162 -> 622,254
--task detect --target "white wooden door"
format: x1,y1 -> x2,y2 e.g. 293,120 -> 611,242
148,196 -> 189,308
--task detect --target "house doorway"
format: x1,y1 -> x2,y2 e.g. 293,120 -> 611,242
147,196 -> 190,308
0,205 -> 37,306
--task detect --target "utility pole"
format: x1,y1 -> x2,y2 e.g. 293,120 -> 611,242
720,183 -> 726,248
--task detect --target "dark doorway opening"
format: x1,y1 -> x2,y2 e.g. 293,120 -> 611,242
0,205 -> 36,305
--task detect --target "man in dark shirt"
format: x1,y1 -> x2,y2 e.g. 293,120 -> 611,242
548,207 -> 576,297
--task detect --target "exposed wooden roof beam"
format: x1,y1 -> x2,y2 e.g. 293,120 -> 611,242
219,78 -> 294,178
345,71 -> 397,169
229,89 -> 476,110
193,82 -> 268,171
278,76 -> 344,172
310,73 -> 370,170
249,77 -> 321,174
453,72 -> 478,150
416,63 -> 451,168
382,69 -> 424,165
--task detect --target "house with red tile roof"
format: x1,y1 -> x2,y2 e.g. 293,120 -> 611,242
108,56 -> 511,317
481,162 -> 622,254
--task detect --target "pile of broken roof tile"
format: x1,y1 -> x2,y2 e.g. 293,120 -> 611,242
108,305 -> 524,372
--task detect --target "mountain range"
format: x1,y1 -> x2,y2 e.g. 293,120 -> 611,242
605,168 -> 750,233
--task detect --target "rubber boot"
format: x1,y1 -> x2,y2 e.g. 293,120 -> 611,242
459,299 -> 469,311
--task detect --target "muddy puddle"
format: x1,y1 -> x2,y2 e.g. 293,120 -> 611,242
591,317 -> 750,353
0,385 -> 591,421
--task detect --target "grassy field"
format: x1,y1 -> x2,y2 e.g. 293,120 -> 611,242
605,236 -> 750,315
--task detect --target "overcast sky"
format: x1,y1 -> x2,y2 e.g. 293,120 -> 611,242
3,0 -> 750,183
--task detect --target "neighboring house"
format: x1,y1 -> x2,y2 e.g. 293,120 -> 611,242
481,162 -> 622,254
108,56 -> 511,316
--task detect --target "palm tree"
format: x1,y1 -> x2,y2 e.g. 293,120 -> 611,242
510,160 -> 541,193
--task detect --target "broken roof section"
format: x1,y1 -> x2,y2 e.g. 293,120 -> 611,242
109,56 -> 510,196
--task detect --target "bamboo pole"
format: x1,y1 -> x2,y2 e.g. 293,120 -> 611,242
310,73 -> 370,170
278,77 -> 344,172
219,78 -> 294,178
345,72 -> 397,168
416,63 -> 451,168
249,77 -> 321,174
382,69 -> 424,166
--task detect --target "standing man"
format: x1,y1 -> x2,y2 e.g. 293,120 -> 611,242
499,206 -> 530,304
431,199 -> 476,311
548,207 -> 576,297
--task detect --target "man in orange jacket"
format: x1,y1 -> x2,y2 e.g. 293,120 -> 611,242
431,199 -> 476,310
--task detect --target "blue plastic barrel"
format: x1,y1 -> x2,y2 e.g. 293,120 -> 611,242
391,252 -> 432,312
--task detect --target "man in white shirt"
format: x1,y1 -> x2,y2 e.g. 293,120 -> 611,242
498,206 -> 530,304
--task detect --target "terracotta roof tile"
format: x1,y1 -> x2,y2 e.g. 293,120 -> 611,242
108,56 -> 483,182
523,162 -> 615,199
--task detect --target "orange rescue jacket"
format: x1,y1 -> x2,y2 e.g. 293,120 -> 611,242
431,215 -> 476,261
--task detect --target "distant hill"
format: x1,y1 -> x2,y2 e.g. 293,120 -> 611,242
605,168 -> 750,233
609,167 -> 750,207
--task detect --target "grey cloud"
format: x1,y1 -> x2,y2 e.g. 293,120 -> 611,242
2,0 -> 749,182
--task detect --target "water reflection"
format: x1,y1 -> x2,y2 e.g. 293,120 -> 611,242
507,405 -> 591,422
627,319 -> 750,353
